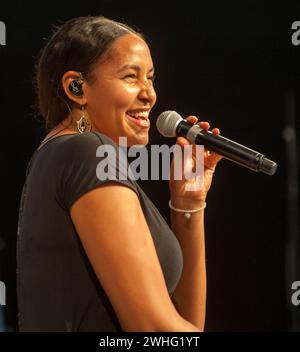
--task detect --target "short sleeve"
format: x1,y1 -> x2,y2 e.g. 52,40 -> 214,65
55,132 -> 139,210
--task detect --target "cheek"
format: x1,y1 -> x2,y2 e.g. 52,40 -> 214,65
87,83 -> 139,116
152,89 -> 157,104
114,86 -> 140,110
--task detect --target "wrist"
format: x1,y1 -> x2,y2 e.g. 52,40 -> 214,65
169,199 -> 206,220
170,196 -> 206,210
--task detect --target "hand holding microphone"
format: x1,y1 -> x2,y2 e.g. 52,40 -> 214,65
156,111 -> 278,176
168,115 -> 224,204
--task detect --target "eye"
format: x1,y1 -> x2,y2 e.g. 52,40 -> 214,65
123,73 -> 137,80
148,75 -> 156,82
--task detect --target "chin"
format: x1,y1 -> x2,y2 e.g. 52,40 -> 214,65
127,134 -> 149,147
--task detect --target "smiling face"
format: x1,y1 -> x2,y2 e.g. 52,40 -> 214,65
84,33 -> 157,146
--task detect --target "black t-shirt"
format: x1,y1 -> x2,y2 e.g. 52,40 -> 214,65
17,131 -> 183,331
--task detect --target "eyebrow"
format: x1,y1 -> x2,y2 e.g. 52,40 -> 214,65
117,64 -> 155,73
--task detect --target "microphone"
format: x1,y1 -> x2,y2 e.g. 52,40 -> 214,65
156,110 -> 278,176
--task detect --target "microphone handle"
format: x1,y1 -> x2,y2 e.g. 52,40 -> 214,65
175,120 -> 277,175
195,130 -> 265,172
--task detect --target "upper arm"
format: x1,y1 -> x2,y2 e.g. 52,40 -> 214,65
70,183 -> 181,331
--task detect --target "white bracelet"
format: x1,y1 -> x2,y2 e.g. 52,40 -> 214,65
168,200 -> 207,219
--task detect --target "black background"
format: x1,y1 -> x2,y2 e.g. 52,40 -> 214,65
0,0 -> 299,331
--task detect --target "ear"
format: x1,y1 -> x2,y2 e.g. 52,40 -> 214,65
61,70 -> 87,106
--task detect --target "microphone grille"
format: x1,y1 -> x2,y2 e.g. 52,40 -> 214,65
156,110 -> 183,137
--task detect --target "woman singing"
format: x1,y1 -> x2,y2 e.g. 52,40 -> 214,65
17,16 -> 222,332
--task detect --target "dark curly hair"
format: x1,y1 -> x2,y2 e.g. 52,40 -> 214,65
35,16 -> 144,130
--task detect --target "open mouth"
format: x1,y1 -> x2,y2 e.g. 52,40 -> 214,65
126,110 -> 150,128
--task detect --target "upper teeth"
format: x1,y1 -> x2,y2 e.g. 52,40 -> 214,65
127,111 -> 149,119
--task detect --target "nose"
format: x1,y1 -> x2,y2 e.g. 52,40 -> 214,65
138,81 -> 156,107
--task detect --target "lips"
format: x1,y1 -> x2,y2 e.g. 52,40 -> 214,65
126,110 -> 150,128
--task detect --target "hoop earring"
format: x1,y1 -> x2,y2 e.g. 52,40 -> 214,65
76,105 -> 91,133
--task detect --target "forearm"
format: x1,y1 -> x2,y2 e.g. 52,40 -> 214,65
170,197 -> 207,331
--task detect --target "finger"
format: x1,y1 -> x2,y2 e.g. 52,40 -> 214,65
176,136 -> 191,147
185,115 -> 198,124
212,128 -> 220,135
199,121 -> 210,130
